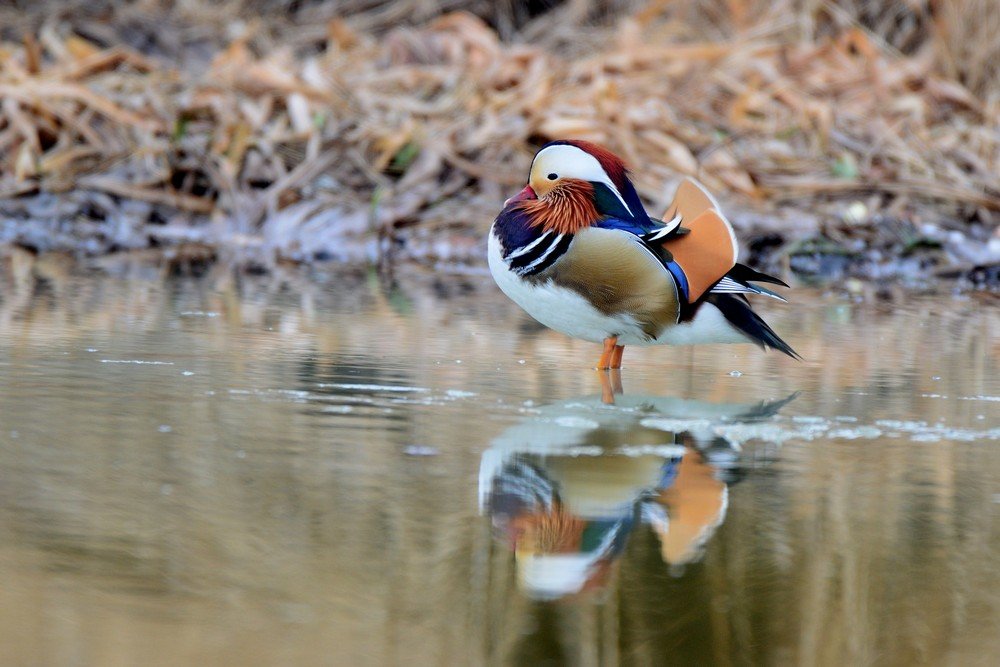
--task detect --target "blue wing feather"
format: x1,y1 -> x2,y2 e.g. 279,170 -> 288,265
594,216 -> 657,235
664,261 -> 690,302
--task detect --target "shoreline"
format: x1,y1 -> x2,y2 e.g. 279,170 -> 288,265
2,204 -> 997,291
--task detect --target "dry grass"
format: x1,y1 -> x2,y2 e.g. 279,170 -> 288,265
0,0 -> 997,262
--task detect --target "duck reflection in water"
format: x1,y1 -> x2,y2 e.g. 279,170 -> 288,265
480,388 -> 796,600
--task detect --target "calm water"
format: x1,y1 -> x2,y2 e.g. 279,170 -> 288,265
0,259 -> 997,666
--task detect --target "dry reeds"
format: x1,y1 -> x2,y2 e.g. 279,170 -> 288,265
0,0 -> 996,261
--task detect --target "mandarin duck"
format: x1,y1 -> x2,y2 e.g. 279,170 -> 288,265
488,140 -> 798,368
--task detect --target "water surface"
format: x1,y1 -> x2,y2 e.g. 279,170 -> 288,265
0,261 -> 997,666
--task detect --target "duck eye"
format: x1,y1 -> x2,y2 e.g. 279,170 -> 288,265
547,173 -> 558,180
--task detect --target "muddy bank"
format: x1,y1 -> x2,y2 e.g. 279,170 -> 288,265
2,192 -> 998,289
1,223 -> 998,296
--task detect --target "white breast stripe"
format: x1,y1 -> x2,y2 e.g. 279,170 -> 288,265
507,231 -> 552,260
518,234 -> 565,274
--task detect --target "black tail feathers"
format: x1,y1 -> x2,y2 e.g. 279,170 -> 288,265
728,263 -> 789,288
708,293 -> 801,360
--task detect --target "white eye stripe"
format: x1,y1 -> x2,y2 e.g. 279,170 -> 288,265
532,145 -> 632,215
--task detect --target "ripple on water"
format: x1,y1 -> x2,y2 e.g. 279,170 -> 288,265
100,359 -> 175,365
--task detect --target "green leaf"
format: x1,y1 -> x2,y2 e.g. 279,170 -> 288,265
171,117 -> 189,142
389,142 -> 420,174
831,153 -> 859,179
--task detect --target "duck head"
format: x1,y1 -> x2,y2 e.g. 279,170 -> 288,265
503,140 -> 650,234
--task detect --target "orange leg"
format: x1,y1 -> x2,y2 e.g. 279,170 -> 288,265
610,344 -> 625,369
597,368 -> 624,404
610,368 -> 623,394
599,371 -> 615,404
597,336 -> 618,370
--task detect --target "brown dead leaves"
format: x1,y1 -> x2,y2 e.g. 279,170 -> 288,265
0,4 -> 996,258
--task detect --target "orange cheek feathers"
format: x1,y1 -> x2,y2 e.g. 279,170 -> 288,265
516,179 -> 600,235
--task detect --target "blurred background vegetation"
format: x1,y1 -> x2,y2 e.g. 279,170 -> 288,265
0,0 -> 997,283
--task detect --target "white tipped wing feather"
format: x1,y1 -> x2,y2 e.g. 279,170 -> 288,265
710,276 -> 787,301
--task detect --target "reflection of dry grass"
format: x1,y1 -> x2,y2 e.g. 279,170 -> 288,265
0,1 -> 996,261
